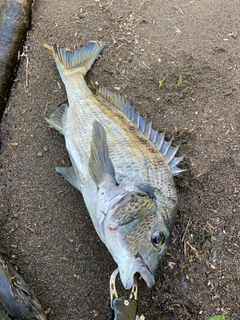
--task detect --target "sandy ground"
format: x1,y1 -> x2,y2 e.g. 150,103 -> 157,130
0,1 -> 239,319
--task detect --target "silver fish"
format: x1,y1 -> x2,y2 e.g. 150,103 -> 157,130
46,42 -> 185,289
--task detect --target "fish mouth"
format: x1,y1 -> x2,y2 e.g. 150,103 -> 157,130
120,257 -> 155,290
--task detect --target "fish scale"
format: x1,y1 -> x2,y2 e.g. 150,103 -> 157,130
45,41 -> 185,289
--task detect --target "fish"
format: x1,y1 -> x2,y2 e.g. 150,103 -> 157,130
0,249 -> 47,320
45,41 -> 185,290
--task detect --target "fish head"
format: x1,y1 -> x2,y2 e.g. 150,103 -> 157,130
119,212 -> 170,289
104,192 -> 177,289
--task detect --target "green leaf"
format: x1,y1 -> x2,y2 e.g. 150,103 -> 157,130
208,315 -> 226,320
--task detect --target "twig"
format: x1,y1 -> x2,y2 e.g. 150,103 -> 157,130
184,240 -> 187,257
179,8 -> 184,15
24,225 -> 34,232
25,54 -> 29,88
207,221 -> 216,230
116,43 -> 125,50
182,218 -> 191,242
21,46 -> 29,88
186,241 -> 201,260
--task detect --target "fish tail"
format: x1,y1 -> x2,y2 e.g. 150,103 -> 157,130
50,41 -> 104,82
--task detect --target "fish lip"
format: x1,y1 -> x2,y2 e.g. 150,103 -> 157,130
123,257 -> 155,289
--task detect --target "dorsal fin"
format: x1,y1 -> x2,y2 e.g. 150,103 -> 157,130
96,86 -> 186,175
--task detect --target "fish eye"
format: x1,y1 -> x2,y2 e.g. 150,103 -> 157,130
151,231 -> 165,247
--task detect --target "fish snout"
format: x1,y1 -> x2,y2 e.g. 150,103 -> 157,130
119,257 -> 155,289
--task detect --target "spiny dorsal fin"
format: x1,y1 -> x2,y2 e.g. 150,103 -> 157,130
96,87 -> 186,175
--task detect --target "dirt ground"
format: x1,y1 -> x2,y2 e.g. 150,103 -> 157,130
0,0 -> 239,319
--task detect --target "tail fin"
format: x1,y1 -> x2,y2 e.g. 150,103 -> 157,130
50,41 -> 104,82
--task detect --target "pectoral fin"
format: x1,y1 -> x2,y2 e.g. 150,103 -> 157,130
55,165 -> 81,191
88,121 -> 116,186
45,103 -> 68,133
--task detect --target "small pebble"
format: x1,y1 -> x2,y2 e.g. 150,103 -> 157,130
181,281 -> 188,289
75,245 -> 80,253
74,274 -> 81,281
43,146 -> 48,152
37,152 -> 43,157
